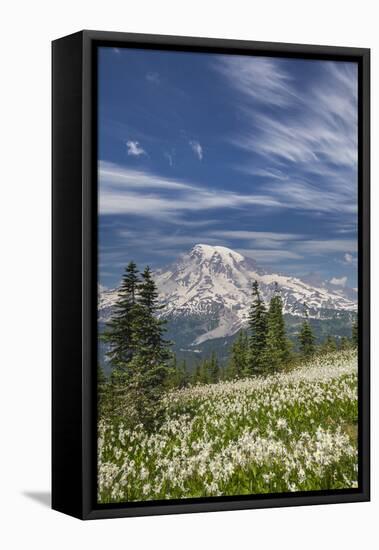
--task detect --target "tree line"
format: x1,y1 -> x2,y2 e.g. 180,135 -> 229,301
98,262 -> 358,427
224,281 -> 358,380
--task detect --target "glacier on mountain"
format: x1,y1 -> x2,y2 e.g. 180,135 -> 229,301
98,244 -> 357,345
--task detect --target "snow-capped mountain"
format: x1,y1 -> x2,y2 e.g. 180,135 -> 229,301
99,244 -> 357,345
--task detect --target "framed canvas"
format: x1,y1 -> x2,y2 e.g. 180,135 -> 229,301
52,30 -> 370,520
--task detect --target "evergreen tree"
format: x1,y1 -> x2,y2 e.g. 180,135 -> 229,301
168,354 -> 179,388
136,266 -> 171,367
127,266 -> 172,428
97,363 -> 106,386
265,283 -> 291,372
193,364 -> 202,384
101,263 -> 173,429
180,360 -> 190,387
102,261 -> 140,373
219,364 -> 228,381
170,358 -> 190,388
321,334 -> 337,354
298,307 -> 315,358
208,352 -> 220,383
97,364 -> 107,417
199,358 -> 210,384
227,331 -> 248,379
247,281 -> 268,375
339,336 -> 350,350
352,319 -> 358,347
107,367 -> 128,417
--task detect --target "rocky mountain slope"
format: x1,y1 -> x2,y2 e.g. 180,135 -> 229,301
99,244 -> 357,346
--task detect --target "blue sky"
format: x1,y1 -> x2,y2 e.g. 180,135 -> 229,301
98,47 -> 358,290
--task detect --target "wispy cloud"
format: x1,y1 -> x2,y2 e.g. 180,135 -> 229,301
209,231 -> 356,264
126,140 -> 146,156
243,167 -> 289,181
267,179 -> 357,215
212,230 -> 301,241
99,161 -> 281,217
211,230 -> 303,250
98,51 -> 358,287
216,57 -> 358,217
294,239 -> 357,255
238,249 -> 303,263
241,79 -> 357,168
215,56 -> 297,107
330,276 -> 347,287
99,161 -> 357,224
100,161 -> 194,191
119,230 -> 222,249
189,140 -> 203,160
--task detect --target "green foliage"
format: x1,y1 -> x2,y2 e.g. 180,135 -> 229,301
196,358 -> 211,384
100,266 -> 357,432
321,334 -> 338,354
247,281 -> 268,375
134,267 -> 172,370
97,363 -> 106,386
283,310 -> 356,348
101,262 -> 172,430
208,352 -> 220,383
97,364 -> 108,418
98,349 -> 358,503
352,319 -> 358,347
265,284 -> 292,372
102,261 -> 140,371
245,281 -> 293,376
339,336 -> 351,350
169,357 -> 190,388
298,308 -> 316,358
226,330 -> 249,379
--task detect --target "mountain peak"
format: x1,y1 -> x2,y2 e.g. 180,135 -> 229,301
191,243 -> 244,264
99,244 -> 357,346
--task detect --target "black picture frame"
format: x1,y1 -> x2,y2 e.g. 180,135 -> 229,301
52,30 -> 370,520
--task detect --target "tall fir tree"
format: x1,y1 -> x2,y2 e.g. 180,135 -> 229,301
126,267 -> 173,429
247,281 -> 268,375
102,261 -> 140,374
352,319 -> 358,347
298,307 -> 315,358
132,266 -> 172,394
265,283 -> 291,371
102,263 -> 173,429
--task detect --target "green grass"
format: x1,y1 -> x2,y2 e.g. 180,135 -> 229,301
97,349 -> 358,503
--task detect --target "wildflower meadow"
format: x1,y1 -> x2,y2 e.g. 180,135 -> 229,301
98,349 -> 358,503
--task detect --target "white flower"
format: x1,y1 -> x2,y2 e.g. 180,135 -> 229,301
97,349 -> 358,503
276,418 -> 287,429
142,483 -> 151,496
